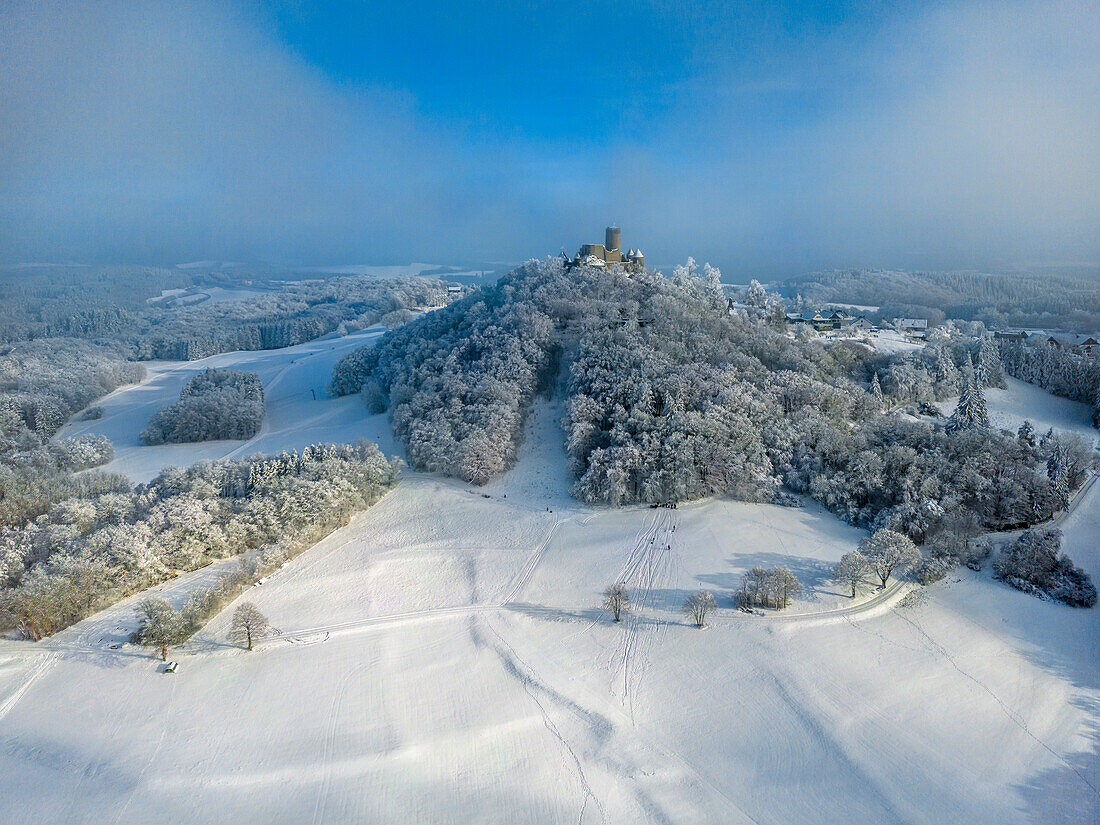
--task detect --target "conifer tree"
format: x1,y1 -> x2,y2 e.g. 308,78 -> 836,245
1017,419 -> 1036,448
870,373 -> 885,411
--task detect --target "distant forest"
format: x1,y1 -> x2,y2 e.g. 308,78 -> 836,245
0,265 -> 464,357
781,269 -> 1100,331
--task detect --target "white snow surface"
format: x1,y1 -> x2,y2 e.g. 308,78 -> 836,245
4,372 -> 1099,822
937,376 -> 1098,443
55,326 -> 400,483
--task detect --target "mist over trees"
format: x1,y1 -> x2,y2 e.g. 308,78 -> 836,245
0,265 -> 189,344
0,265 -> 463,356
142,369 -> 265,444
783,269 -> 1100,331
136,276 -> 460,361
0,441 -> 399,639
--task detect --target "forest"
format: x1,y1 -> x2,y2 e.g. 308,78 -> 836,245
782,268 -> 1100,331
333,258 -> 1092,565
0,442 -> 400,639
0,265 -> 463,359
142,369 -> 265,444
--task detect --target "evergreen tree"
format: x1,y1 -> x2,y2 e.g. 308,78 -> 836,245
1017,419 -> 1036,448
970,366 -> 990,428
977,338 -> 1006,388
946,356 -> 988,431
934,346 -> 959,388
870,373 -> 885,411
1047,445 -> 1071,511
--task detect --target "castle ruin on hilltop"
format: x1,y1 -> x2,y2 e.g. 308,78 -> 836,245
567,226 -> 644,271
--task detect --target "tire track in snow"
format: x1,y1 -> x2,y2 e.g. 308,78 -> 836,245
0,652 -> 56,723
608,509 -> 674,723
310,663 -> 365,825
501,512 -> 562,604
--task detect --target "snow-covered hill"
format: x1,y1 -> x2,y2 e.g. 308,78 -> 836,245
3,351 -> 1098,824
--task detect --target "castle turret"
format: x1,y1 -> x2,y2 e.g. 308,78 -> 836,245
605,226 -> 621,253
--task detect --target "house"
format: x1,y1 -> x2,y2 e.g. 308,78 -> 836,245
899,319 -> 928,339
785,310 -> 854,332
1032,333 -> 1100,354
993,330 -> 1030,342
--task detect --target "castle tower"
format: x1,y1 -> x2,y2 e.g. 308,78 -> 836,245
605,226 -> 621,254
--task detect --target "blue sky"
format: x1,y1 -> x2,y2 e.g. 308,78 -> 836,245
1,0 -> 1097,276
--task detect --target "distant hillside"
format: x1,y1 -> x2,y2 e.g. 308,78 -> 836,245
781,269 -> 1100,331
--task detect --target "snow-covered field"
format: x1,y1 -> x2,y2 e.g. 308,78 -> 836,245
55,327 -> 400,483
937,376 -> 1099,443
4,348 -> 1099,823
871,328 -> 925,354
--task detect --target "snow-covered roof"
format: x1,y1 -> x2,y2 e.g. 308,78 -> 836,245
899,318 -> 928,329
1033,332 -> 1100,347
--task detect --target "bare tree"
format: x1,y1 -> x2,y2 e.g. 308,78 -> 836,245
229,602 -> 270,650
861,529 -> 921,588
770,567 -> 802,609
833,550 -> 871,598
602,583 -> 629,622
138,598 -> 182,661
683,590 -> 716,628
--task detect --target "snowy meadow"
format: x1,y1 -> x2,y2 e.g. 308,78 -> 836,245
0,262 -> 1098,824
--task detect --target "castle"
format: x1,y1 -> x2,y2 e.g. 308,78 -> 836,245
571,226 -> 644,270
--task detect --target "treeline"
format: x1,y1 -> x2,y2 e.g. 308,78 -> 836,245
142,369 -> 265,444
330,268 -> 557,483
0,338 -> 146,443
998,340 -> 1100,425
135,277 -> 461,361
783,268 -> 1100,331
0,442 -> 400,639
0,265 -> 191,343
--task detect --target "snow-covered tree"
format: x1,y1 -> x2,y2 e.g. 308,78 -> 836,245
683,590 -> 716,627
833,550 -> 871,598
947,357 -> 989,432
1017,419 -> 1036,448
870,373 -> 885,411
744,279 -> 767,309
138,598 -> 183,661
977,338 -> 1006,388
861,529 -> 921,587
994,528 -> 1096,607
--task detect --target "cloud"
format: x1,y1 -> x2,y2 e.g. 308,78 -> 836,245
0,0 -> 1096,274
0,1 -> 524,264
607,0 -> 1100,273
